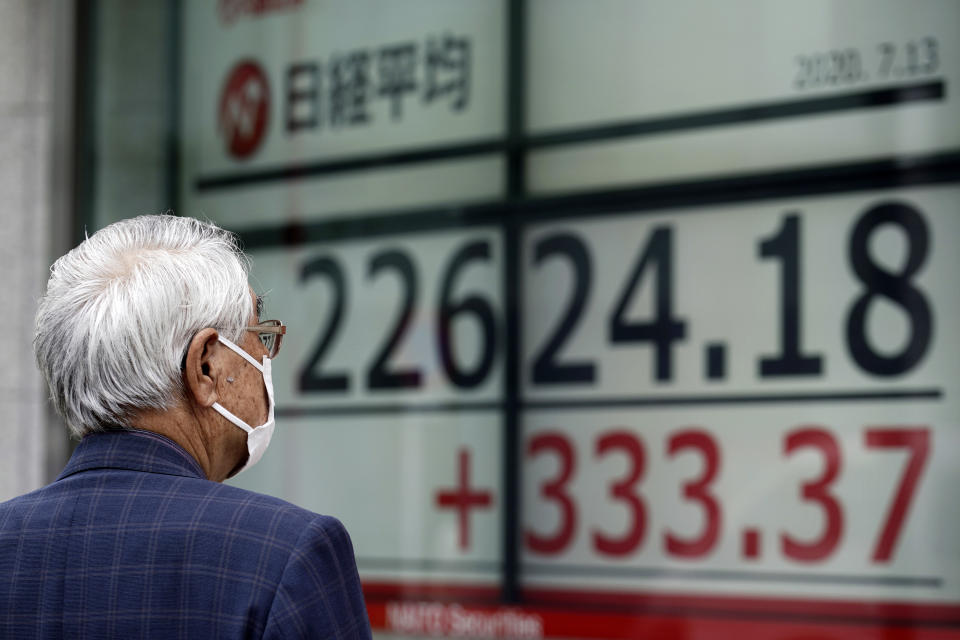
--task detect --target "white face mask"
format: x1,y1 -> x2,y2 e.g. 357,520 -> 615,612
212,335 -> 276,476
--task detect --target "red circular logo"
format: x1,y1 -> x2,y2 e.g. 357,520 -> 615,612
218,60 -> 270,160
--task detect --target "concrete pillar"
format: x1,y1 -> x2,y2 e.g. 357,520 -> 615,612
0,0 -> 74,500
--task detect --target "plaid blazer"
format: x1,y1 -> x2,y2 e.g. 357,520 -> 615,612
0,429 -> 371,639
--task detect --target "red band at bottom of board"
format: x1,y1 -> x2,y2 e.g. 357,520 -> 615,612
363,582 -> 960,639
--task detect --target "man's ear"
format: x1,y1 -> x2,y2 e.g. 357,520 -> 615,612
183,328 -> 220,408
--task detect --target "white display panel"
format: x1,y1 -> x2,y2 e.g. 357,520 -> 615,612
250,228 -> 504,409
521,407 -> 958,603
519,185 -> 960,605
229,226 -> 506,586
523,187 -> 960,400
527,0 -> 959,192
231,412 -> 503,585
179,0 -> 506,229
189,155 -> 504,230
183,0 -> 504,173
165,1 -> 960,633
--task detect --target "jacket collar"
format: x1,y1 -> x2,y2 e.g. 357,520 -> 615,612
57,429 -> 207,481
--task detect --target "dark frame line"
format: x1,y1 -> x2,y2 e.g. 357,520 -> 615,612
196,79 -> 945,192
235,150 -> 960,250
523,389 -> 943,410
527,80 -> 945,148
355,558 -> 942,589
358,557 -> 502,573
502,0 -> 526,604
275,401 -> 504,418
274,388 -> 942,418
196,139 -> 504,191
521,563 -> 942,588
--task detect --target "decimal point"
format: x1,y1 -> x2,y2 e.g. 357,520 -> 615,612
742,528 -> 761,559
705,342 -> 727,380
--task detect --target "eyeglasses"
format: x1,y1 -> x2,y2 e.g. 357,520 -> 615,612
247,319 -> 286,358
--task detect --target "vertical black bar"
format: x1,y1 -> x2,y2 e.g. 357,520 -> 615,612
502,0 -> 525,605
506,0 -> 526,200
72,0 -> 97,244
165,0 -> 182,214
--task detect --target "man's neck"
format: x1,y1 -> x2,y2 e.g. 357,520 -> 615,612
129,404 -> 243,482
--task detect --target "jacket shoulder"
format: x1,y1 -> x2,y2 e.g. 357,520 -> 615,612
178,478 -> 343,535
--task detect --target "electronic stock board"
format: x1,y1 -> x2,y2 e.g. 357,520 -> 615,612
181,1 -> 960,637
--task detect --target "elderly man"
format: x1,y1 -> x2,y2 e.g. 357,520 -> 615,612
0,215 -> 371,638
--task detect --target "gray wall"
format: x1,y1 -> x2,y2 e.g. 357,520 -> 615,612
0,0 -> 74,499
0,0 -> 177,502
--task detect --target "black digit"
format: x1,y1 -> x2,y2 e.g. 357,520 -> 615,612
758,214 -> 823,377
531,233 -> 596,385
829,50 -> 843,84
609,227 -> 687,381
814,54 -> 826,86
846,49 -> 863,82
794,56 -> 807,89
923,37 -> 939,74
878,42 -> 895,78
905,41 -> 919,75
298,256 -> 350,392
846,202 -> 932,376
437,240 -> 498,388
366,249 -> 422,389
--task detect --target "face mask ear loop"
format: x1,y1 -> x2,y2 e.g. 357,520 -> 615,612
212,402 -> 254,434
217,335 -> 265,372
214,336 -> 277,477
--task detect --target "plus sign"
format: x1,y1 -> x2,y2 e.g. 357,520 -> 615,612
435,448 -> 493,550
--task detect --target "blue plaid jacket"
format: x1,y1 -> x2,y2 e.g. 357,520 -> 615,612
0,429 -> 371,639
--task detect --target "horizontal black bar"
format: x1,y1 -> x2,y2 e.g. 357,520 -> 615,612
275,389 -> 940,417
528,80 -> 945,148
358,557 -> 501,573
276,401 -> 503,417
196,138 -> 504,191
522,563 -> 941,588
236,151 -> 960,248
198,81 -> 944,192
238,200 -> 506,250
523,389 -> 942,410
518,150 -> 960,223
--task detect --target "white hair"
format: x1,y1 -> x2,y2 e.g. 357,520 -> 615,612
34,214 -> 252,439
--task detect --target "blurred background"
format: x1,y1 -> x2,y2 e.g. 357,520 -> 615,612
3,1 -> 959,638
